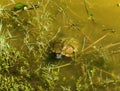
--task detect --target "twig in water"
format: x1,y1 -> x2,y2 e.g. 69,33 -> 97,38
43,0 -> 50,14
83,33 -> 109,52
101,42 -> 120,49
83,0 -> 95,23
48,27 -> 61,42
83,0 -> 89,15
51,62 -> 72,69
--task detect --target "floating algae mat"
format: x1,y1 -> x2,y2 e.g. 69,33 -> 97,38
0,0 -> 120,91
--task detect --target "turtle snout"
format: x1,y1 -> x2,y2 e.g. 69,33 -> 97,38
56,53 -> 62,59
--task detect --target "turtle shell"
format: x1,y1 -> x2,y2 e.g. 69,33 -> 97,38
51,38 -> 81,58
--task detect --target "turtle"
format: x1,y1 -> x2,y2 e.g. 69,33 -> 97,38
51,38 -> 81,60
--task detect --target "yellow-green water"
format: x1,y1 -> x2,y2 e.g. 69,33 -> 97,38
0,0 -> 120,91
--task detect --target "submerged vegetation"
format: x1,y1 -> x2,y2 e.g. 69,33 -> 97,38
0,0 -> 120,91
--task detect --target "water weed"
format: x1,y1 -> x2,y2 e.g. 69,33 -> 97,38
0,0 -> 120,91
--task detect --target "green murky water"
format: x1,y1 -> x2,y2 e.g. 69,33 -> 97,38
0,0 -> 120,91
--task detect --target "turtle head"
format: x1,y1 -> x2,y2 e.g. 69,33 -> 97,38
55,53 -> 62,59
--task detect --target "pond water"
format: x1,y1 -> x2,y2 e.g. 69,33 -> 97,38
0,0 -> 120,91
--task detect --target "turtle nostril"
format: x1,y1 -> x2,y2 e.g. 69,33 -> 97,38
56,53 -> 62,59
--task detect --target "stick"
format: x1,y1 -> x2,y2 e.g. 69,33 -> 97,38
83,33 -> 109,52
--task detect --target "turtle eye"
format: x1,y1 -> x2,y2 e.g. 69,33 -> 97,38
56,53 -> 62,59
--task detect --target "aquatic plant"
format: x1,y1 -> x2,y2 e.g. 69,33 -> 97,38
0,0 -> 120,91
